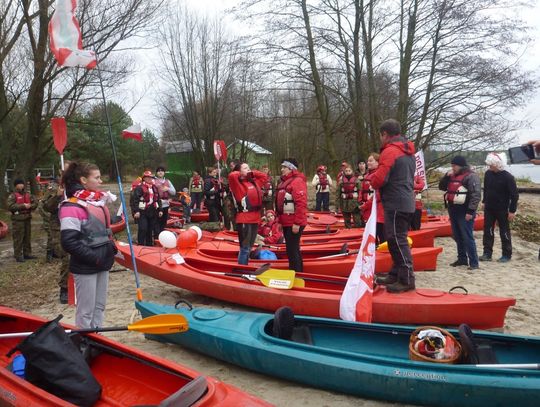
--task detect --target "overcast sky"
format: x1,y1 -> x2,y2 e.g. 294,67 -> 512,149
119,0 -> 540,147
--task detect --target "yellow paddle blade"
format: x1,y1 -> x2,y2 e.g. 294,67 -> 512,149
127,314 -> 189,334
257,268 -> 296,289
377,237 -> 413,252
293,277 -> 306,288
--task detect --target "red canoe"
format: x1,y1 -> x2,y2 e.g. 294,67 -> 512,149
212,227 -> 436,248
114,243 -> 515,329
169,206 -> 210,223
0,220 -> 8,240
193,242 -> 443,275
110,217 -> 126,234
0,307 -> 269,407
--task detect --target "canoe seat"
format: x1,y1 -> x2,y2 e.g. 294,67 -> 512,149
158,376 -> 208,407
459,324 -> 498,364
272,307 -> 313,345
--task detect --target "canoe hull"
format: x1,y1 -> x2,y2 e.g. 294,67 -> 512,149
0,307 -> 269,407
136,302 -> 540,407
115,243 -> 515,329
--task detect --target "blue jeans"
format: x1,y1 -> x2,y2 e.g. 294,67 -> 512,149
448,206 -> 479,267
315,192 -> 330,211
237,223 -> 259,265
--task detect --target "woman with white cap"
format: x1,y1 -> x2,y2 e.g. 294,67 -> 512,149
479,153 -> 518,263
275,158 -> 307,272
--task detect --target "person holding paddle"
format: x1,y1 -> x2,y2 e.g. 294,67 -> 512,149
59,162 -> 117,329
228,162 -> 267,264
275,158 -> 308,272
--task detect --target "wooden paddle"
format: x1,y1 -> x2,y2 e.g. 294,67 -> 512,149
0,314 -> 189,339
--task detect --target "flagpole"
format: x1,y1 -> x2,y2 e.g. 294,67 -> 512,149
94,59 -> 143,301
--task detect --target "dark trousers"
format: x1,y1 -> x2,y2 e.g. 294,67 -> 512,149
283,226 -> 305,272
137,210 -> 157,246
410,208 -> 422,230
206,201 -> 221,222
315,192 -> 330,211
343,209 -> 362,228
237,223 -> 259,265
483,209 -> 512,258
448,206 -> 479,267
384,210 -> 414,285
376,222 -> 385,246
191,192 -> 203,212
12,218 -> 32,258
155,207 -> 169,234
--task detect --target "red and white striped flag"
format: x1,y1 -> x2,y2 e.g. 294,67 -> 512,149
122,124 -> 142,141
49,0 -> 97,69
339,192 -> 377,322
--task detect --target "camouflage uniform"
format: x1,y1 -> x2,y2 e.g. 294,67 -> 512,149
7,189 -> 38,259
42,183 -> 69,292
336,176 -> 363,228
38,185 -> 53,259
220,168 -> 237,231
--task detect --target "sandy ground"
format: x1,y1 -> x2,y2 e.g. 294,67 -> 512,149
1,187 -> 540,406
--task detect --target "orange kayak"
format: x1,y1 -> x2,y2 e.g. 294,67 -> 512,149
114,243 -> 515,329
0,306 -> 270,407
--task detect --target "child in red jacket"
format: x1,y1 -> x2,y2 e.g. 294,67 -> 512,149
257,210 -> 284,245
359,153 -> 385,244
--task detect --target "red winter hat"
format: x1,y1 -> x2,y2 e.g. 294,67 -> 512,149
265,210 -> 276,218
142,170 -> 155,178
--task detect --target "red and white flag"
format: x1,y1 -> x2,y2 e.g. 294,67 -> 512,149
339,193 -> 377,322
49,0 -> 97,69
122,124 -> 142,142
414,150 -> 428,191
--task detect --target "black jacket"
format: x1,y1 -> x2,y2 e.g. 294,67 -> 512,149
482,170 -> 518,213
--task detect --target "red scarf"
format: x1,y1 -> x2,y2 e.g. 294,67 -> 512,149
73,189 -> 104,202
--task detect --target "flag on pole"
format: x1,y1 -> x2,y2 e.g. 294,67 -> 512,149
122,124 -> 142,141
414,150 -> 428,191
49,0 -> 97,69
339,193 -> 377,322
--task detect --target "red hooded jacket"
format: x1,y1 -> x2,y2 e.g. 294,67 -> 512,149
275,170 -> 308,227
368,136 -> 416,213
228,169 -> 267,224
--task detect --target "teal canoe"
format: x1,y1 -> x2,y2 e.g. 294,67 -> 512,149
136,301 -> 540,407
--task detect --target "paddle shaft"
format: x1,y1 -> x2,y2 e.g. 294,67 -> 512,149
214,236 -> 279,249
0,326 -> 132,338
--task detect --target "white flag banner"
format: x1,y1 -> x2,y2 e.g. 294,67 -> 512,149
339,193 -> 377,322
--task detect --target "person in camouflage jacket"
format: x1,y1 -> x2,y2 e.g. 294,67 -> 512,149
7,179 -> 38,262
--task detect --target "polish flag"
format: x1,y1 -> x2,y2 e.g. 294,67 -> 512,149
122,124 -> 142,141
49,0 -> 97,69
339,192 -> 377,322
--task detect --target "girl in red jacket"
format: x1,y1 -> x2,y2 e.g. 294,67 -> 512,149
228,162 -> 267,264
257,210 -> 284,244
275,158 -> 307,272
359,153 -> 385,245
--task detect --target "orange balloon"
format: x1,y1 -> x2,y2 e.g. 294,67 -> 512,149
176,229 -> 198,250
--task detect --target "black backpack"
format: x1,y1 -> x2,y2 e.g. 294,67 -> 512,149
7,315 -> 102,406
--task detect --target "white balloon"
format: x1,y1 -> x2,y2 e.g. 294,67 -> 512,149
189,225 -> 203,241
158,230 -> 177,248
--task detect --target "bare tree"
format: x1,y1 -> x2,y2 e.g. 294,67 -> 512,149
157,4 -> 239,169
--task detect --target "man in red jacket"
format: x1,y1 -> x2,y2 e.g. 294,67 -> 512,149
275,158 -> 308,272
228,162 -> 267,264
367,119 -> 416,293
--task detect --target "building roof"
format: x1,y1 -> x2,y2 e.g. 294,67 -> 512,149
228,140 -> 272,155
164,140 -> 204,154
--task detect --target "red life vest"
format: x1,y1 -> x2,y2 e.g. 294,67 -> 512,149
191,175 -> 202,189
340,175 -> 358,199
359,178 -> 374,203
262,175 -> 273,198
154,178 -> 170,199
317,173 -> 329,189
139,183 -> 159,209
14,192 -> 31,213
276,176 -> 296,215
235,178 -> 263,212
445,171 -> 470,204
